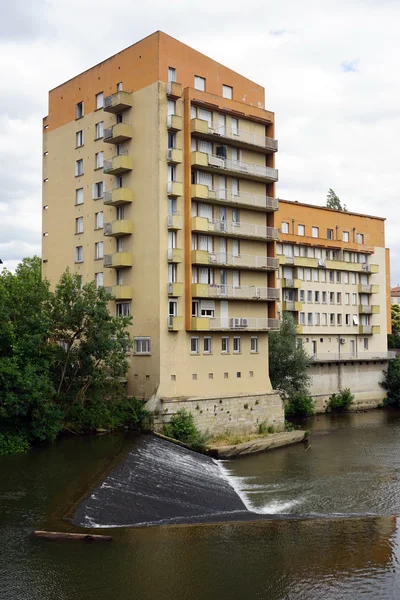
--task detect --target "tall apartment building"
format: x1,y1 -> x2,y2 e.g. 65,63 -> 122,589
42,31 -> 283,430
276,200 -> 393,409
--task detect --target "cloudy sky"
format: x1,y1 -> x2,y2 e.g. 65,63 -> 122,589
1,0 -> 399,282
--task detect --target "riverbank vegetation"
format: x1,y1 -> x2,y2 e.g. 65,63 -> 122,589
381,356 -> 400,405
163,410 -> 208,450
0,257 -> 148,455
269,313 -> 315,417
326,388 -> 355,412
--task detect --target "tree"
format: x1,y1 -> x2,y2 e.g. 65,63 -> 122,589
326,188 -> 347,211
268,312 -> 312,403
391,304 -> 400,337
381,357 -> 400,405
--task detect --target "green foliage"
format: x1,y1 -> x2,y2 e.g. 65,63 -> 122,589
163,409 -> 208,450
326,188 -> 347,211
258,421 -> 268,434
269,312 -> 311,401
389,306 -> 400,350
66,396 -> 152,432
285,393 -> 315,417
267,425 -> 275,434
381,357 -> 400,405
326,388 -> 354,412
285,420 -> 295,432
0,432 -> 30,455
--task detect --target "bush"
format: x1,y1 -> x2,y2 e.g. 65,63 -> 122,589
326,388 -> 354,412
0,432 -> 30,455
381,357 -> 400,405
163,409 -> 208,450
285,420 -> 295,432
285,394 -> 315,417
65,396 -> 151,432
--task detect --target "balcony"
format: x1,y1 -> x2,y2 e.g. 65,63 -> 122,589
310,350 -> 395,363
103,152 -> 132,175
191,151 -> 278,183
167,248 -> 183,263
168,316 -> 184,331
166,81 -> 183,99
191,216 -> 279,241
167,114 -> 183,131
104,285 -> 133,300
191,317 -> 211,331
191,316 -> 279,331
191,118 -> 278,154
104,220 -> 133,237
359,305 -> 380,315
104,188 -> 133,206
191,184 -> 278,212
167,148 -> 183,164
104,123 -> 133,144
191,249 -> 279,271
103,252 -> 132,269
282,278 -> 301,289
167,181 -> 183,197
168,282 -> 184,296
191,283 -> 279,301
167,213 -> 183,230
358,284 -> 379,294
283,301 -> 302,311
359,325 -> 380,335
104,91 -> 133,113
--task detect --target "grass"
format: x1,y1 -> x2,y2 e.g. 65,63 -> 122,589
207,429 -> 280,448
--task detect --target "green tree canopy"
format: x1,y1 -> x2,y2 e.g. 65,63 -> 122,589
391,304 -> 400,337
326,188 -> 347,211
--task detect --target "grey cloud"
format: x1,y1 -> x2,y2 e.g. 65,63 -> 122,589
0,0 -> 52,40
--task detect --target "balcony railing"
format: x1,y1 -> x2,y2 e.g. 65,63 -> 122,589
103,252 -> 132,268
191,250 -> 279,270
192,283 -> 279,300
358,284 -> 379,294
103,150 -> 132,175
192,151 -> 278,182
167,114 -> 183,130
167,213 -> 183,229
208,317 -> 279,331
104,220 -> 133,237
191,185 -> 278,211
103,123 -> 133,144
211,124 -> 278,151
168,316 -> 183,330
104,188 -> 133,206
192,216 -> 279,241
166,82 -> 183,98
103,91 -> 133,113
311,351 -> 395,363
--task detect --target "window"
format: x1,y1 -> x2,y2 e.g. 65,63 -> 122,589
116,302 -> 130,317
75,159 -> 83,176
95,212 -> 103,229
117,82 -> 123,91
95,122 -> 104,139
336,271 -> 341,283
251,337 -> 258,353
344,272 -> 349,284
298,267 -> 304,280
95,272 -> 103,289
307,290 -> 312,303
194,76 -> 205,91
307,313 -> 313,326
76,130 -> 84,147
204,337 -> 212,354
345,293 -> 350,305
327,228 -> 333,240
312,226 -> 319,238
352,293 -> 357,305
351,272 -> 356,284
233,337 -> 241,353
298,224 -> 305,236
343,231 -> 349,242
299,290 -> 305,302
95,152 -> 104,169
329,271 -> 334,283
117,238 -> 123,252
320,269 -> 326,283
222,85 -> 233,99
95,241 -> 103,259
134,337 -> 151,355
300,312 -> 305,325
313,269 -> 319,282
322,313 -> 327,326
116,270 -> 123,286
117,206 -> 124,220
364,337 -> 369,350
75,246 -> 83,262
168,165 -> 176,182
222,337 -> 229,353
168,67 -> 176,82
76,102 -> 84,119
306,268 -> 311,281
168,132 -> 176,149
345,314 -> 350,326
322,291 -> 327,304
337,292 -> 342,304
282,222 -> 289,234
190,337 -> 199,354
96,92 -> 104,110
314,291 -> 319,303
168,264 -> 177,284
353,315 -> 359,326
75,217 -> 83,234
231,117 -> 239,135
76,188 -> 83,205
330,292 -> 335,304
330,313 -> 335,326
337,314 -> 342,326
237,372 -> 241,378
315,313 -> 320,326
357,233 -> 364,244
93,182 -> 104,199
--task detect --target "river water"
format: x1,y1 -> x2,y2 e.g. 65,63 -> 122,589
2,410 -> 400,599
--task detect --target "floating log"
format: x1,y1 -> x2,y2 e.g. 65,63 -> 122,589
33,530 -> 112,542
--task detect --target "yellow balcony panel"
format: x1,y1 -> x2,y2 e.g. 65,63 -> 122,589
105,285 -> 132,300
166,81 -> 183,99
296,325 -> 303,334
103,155 -> 133,176
358,284 -> 379,294
104,220 -> 133,237
104,252 -> 132,269
104,123 -> 133,144
104,188 -> 133,206
191,118 -> 209,135
191,216 -> 209,233
191,317 -> 210,331
358,325 -> 381,335
326,260 -> 363,272
293,257 -> 318,268
167,214 -> 183,230
168,316 -> 184,331
191,183 -> 210,200
279,255 -> 294,265
167,148 -> 183,164
167,248 -> 183,263
191,249 -> 209,265
283,301 -> 302,311
191,283 -> 209,298
358,305 -> 380,315
167,181 -> 183,197
167,114 -> 183,131
168,282 -> 184,296
104,91 -> 133,113
369,264 -> 379,274
191,151 -> 209,168
283,278 -> 301,289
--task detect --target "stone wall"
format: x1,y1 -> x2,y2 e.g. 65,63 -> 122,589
310,360 -> 388,412
151,392 -> 284,435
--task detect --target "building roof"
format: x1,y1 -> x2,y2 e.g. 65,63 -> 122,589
279,199 -> 385,222
391,287 -> 400,297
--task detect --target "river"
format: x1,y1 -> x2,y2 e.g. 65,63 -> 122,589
2,410 -> 400,599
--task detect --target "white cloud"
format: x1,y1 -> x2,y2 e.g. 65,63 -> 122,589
1,0 -> 399,284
